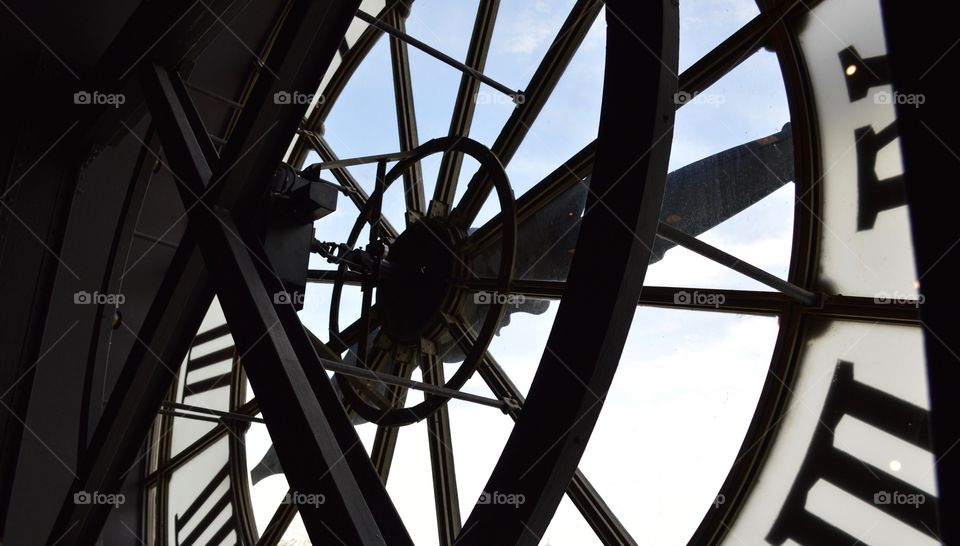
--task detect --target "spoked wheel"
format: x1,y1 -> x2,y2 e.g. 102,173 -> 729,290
320,136 -> 518,426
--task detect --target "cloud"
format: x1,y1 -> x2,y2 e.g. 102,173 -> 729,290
495,0 -> 567,56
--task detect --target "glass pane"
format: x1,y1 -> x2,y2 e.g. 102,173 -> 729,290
471,6 -> 604,228
679,0 -> 760,73
581,308 -> 777,544
651,49 -> 795,291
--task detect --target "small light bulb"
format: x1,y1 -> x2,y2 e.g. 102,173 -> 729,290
845,64 -> 858,76
889,460 -> 902,472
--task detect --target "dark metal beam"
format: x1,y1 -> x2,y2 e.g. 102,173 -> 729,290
369,359 -> 413,483
289,2 -> 409,167
430,0 -> 500,216
422,353 -> 461,545
656,222 -> 817,304
387,8 -> 426,219
448,321 -> 636,546
464,4 -> 789,252
142,62 -> 398,544
450,0 -> 602,228
49,2 -> 367,542
301,134 -> 400,239
141,62 -> 407,544
458,2 -> 678,542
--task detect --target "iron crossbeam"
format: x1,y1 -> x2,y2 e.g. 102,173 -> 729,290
458,1 -> 678,542
321,357 -> 511,411
141,63 -> 407,545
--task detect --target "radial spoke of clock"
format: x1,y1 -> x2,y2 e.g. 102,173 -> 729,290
421,350 -> 462,545
430,0 -> 501,217
356,160 -> 387,368
369,356 -> 415,482
289,1 -> 409,167
387,6 -> 426,219
445,319 -> 637,545
449,0 -> 603,229
461,4 -> 799,254
656,222 -> 817,304
300,133 -> 400,239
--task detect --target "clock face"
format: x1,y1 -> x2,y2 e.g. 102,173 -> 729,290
138,0 -> 937,544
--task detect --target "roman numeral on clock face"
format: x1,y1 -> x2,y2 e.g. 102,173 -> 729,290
838,47 -> 907,231
766,360 -> 938,545
174,463 -> 235,546
182,323 -> 235,401
854,122 -> 905,231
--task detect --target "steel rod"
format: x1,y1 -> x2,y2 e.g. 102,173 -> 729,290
158,409 -> 222,424
355,10 -> 520,99
162,401 -> 266,423
656,221 -> 818,305
302,148 -> 416,171
319,358 -> 510,411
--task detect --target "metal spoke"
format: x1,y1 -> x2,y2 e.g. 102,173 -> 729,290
447,321 -> 637,545
289,1 -> 408,166
387,8 -> 427,219
357,161 -> 388,368
301,134 -> 399,239
431,0 -> 501,216
142,62 -> 408,545
307,269 -> 368,286
656,222 -> 817,304
450,0 -> 603,228
369,358 -> 415,483
325,349 -> 510,410
459,0 -> 677,539
145,399 -> 260,487
422,352 -> 462,545
464,6 -> 786,251
356,10 -> 518,99
327,310 -> 375,355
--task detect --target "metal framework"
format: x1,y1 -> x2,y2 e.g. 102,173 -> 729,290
1,0 -> 951,544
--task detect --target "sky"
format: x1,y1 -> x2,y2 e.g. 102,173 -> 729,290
241,0 -> 798,543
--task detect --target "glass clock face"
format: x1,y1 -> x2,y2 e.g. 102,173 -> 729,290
140,0 -> 936,544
